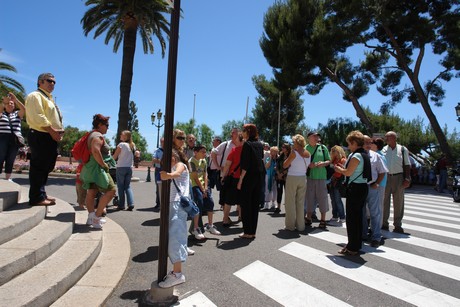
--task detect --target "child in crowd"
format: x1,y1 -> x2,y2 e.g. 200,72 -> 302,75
189,145 -> 221,239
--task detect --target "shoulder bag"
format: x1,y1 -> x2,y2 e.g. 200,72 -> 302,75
172,179 -> 200,218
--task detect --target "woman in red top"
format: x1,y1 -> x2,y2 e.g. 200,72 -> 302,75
329,145 -> 347,223
220,133 -> 243,226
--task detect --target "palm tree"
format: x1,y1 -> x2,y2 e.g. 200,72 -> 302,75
81,0 -> 170,141
0,49 -> 26,96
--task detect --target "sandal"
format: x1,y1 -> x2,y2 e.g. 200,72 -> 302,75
305,217 -> 312,226
318,220 -> 327,229
338,247 -> 358,256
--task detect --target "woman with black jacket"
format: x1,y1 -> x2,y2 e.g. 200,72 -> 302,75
237,124 -> 265,239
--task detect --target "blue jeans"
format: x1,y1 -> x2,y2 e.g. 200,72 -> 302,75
116,167 -> 134,208
363,186 -> 382,241
168,201 -> 187,264
329,185 -> 345,219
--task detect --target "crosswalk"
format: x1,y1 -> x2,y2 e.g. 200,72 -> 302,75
178,191 -> 460,306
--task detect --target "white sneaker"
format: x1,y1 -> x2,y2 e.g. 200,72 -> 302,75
270,202 -> 276,210
193,228 -> 206,240
86,212 -> 96,225
263,202 -> 270,210
92,216 -> 104,229
339,218 -> 346,223
186,247 -> 195,255
206,224 -> 221,235
86,212 -> 106,225
329,217 -> 339,223
158,271 -> 185,288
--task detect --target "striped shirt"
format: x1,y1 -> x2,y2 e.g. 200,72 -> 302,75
0,111 -> 21,134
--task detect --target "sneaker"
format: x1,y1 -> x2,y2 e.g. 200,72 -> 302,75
158,271 -> 185,288
370,240 -> 380,248
329,217 -> 339,223
92,216 -> 104,229
206,224 -> 221,235
339,218 -> 346,223
193,228 -> 206,240
86,212 -> 106,225
393,227 -> 405,234
186,247 -> 195,255
7,178 -> 13,182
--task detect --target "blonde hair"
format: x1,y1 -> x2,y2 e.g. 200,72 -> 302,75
346,130 -> 365,147
292,134 -> 306,148
330,145 -> 346,160
121,130 -> 135,151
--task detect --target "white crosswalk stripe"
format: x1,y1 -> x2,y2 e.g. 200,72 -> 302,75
179,191 -> 460,306
279,242 -> 460,307
308,231 -> 460,282
234,260 -> 352,307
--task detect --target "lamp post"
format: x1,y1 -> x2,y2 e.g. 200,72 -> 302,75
151,109 -> 165,148
455,102 -> 460,122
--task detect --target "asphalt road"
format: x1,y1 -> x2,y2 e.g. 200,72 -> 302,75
11,170 -> 460,307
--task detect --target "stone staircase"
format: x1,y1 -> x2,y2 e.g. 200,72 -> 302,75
0,180 -> 130,307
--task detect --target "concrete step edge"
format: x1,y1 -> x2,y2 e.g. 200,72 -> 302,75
0,199 -> 75,286
0,226 -> 102,307
51,217 -> 131,307
0,203 -> 45,245
0,180 -> 21,212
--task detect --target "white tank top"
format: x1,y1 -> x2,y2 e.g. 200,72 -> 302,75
287,150 -> 310,176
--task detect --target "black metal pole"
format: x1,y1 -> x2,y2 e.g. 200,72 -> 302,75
156,121 -> 160,148
158,0 -> 181,283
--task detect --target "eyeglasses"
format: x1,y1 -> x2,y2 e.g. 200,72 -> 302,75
176,136 -> 185,140
45,79 -> 56,84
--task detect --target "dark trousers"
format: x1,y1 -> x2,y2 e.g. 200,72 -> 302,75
345,183 -> 368,252
28,129 -> 58,204
276,180 -> 285,204
240,174 -> 263,235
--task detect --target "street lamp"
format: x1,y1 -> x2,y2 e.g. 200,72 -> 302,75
151,109 -> 165,148
455,102 -> 460,122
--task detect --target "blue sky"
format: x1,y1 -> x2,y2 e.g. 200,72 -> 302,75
1,0 -> 459,152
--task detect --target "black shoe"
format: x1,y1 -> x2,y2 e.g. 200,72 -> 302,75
393,227 -> 404,234
305,218 -> 312,226
381,225 -> 389,231
274,208 -> 281,214
370,240 -> 380,248
127,206 -> 134,211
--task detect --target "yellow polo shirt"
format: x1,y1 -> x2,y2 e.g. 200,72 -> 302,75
25,88 -> 63,132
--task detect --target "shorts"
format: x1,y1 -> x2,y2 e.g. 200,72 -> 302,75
222,176 -> 240,205
192,186 -> 215,214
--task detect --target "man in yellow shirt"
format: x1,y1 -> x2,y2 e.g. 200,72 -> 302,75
25,73 -> 64,206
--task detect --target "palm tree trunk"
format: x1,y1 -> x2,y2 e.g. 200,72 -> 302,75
117,22 -> 137,143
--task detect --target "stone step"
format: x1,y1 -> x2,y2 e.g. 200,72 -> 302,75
0,198 -> 75,286
0,202 -> 45,245
0,180 -> 21,212
51,214 -> 131,307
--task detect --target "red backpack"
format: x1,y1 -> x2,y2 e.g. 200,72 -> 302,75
72,131 -> 95,164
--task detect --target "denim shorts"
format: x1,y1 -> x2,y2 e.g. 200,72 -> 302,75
192,186 -> 215,214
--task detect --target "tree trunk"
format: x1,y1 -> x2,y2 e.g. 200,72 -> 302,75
117,20 -> 137,144
324,68 -> 375,134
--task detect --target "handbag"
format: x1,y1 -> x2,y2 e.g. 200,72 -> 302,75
172,179 -> 200,218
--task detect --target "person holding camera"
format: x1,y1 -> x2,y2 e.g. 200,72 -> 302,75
0,92 -> 25,182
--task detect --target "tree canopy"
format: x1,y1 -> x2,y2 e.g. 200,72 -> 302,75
251,74 -> 304,146
81,0 -> 170,144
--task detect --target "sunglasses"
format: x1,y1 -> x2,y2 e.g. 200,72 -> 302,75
45,79 -> 56,84
176,136 -> 185,140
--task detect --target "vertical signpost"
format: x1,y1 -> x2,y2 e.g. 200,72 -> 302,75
145,0 -> 182,304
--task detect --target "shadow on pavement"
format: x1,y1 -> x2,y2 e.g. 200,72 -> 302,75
132,246 -> 158,263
